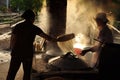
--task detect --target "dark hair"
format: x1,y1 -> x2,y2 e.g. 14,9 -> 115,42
21,9 -> 35,20
95,12 -> 109,23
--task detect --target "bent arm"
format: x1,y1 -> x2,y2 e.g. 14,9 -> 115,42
10,34 -> 16,49
81,42 -> 102,56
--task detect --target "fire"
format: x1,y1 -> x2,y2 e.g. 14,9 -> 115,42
73,33 -> 88,55
73,42 -> 86,55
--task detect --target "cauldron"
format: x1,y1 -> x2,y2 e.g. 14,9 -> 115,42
38,52 -> 98,80
46,52 -> 92,71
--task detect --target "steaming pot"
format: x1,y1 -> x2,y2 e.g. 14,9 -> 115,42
46,52 -> 92,71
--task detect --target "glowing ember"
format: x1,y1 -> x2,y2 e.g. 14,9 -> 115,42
73,43 -> 86,55
73,48 -> 82,55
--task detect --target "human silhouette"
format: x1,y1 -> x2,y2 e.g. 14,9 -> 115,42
6,9 -> 75,80
81,12 -> 113,68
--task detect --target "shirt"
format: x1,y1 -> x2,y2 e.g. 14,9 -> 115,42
11,21 -> 43,58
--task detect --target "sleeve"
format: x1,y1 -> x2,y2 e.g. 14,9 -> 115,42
12,24 -> 19,34
98,29 -> 113,43
35,26 -> 44,35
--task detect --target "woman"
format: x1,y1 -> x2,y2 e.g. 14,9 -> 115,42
81,12 -> 113,68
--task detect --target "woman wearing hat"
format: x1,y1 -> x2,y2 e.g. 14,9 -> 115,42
80,12 -> 113,68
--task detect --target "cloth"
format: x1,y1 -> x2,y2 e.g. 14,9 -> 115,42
91,25 -> 113,68
11,21 -> 43,58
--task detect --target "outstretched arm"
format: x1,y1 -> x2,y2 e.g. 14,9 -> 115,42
81,48 -> 92,56
80,42 -> 102,56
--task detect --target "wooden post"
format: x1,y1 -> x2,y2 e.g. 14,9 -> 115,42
46,0 -> 67,56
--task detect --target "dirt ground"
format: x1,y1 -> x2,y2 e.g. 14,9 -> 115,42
0,61 -> 23,80
0,54 -> 47,80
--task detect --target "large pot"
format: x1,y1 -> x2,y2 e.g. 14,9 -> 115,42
46,52 -> 92,71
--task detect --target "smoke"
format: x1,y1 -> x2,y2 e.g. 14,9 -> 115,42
36,0 -> 101,54
37,0 -> 105,46
66,0 -> 100,46
56,0 -> 101,56
35,0 -> 120,67
37,0 -> 120,54
66,0 -> 120,46
37,0 -> 49,33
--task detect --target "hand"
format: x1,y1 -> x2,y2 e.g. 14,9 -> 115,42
57,33 -> 75,42
81,49 -> 90,56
